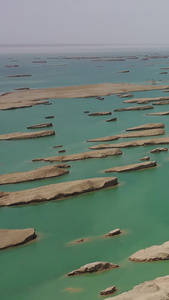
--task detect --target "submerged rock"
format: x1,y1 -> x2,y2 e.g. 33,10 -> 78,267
0,228 -> 37,250
129,241 -> 169,262
108,275 -> 169,300
88,112 -> 112,116
105,118 -> 117,122
0,177 -> 118,206
105,161 -> 157,173
68,261 -> 119,276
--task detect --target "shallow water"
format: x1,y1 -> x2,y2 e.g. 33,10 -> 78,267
1,47 -> 169,299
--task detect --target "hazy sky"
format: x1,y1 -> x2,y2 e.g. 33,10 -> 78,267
1,0 -> 169,45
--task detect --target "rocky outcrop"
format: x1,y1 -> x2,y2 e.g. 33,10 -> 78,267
4,65 -> 18,67
100,286 -> 117,295
0,177 -> 118,206
53,145 -> 63,148
32,148 -> 122,162
0,228 -> 37,250
27,123 -> 53,129
67,261 -> 119,276
140,156 -> 150,161
114,105 -> 154,112
105,118 -> 117,122
0,165 -> 69,185
123,96 -> 169,104
7,74 -> 32,78
105,229 -> 121,237
89,137 -> 169,150
87,129 -> 165,142
0,83 -> 169,110
88,112 -> 112,116
116,70 -> 130,73
150,147 -> 168,153
108,275 -> 169,300
0,130 -> 55,140
147,111 -> 169,115
153,100 -> 169,105
105,161 -> 157,173
126,123 -> 165,131
14,87 -> 30,90
129,241 -> 169,262
117,94 -> 133,98
45,116 -> 54,119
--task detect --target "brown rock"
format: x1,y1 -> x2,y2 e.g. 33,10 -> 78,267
140,156 -> 150,161
32,148 -> 122,162
129,241 -> 169,262
147,111 -> 169,115
105,229 -> 121,237
100,286 -> 117,295
114,105 -> 154,112
58,150 -> 66,153
123,96 -> 169,104
68,261 -> 119,276
117,94 -> 133,98
105,161 -> 157,173
0,177 -> 118,206
105,118 -> 117,122
45,116 -> 54,119
27,123 -> 53,129
7,74 -> 32,78
116,70 -> 130,73
108,275 -> 169,300
0,228 -> 37,250
126,123 -> 165,131
88,112 -> 112,116
0,130 -> 55,140
0,165 -> 69,185
150,147 -> 168,153
153,100 -> 169,105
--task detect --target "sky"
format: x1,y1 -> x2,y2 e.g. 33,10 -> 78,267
1,0 -> 169,46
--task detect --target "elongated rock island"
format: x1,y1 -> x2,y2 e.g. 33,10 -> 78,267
87,129 -> 165,142
89,137 -> 169,150
0,228 -> 37,250
27,123 -> 53,129
114,105 -> 154,112
0,130 -> 55,140
1,83 -> 169,110
126,123 -> 165,131
0,165 -> 69,185
108,275 -> 169,300
68,261 -> 119,276
123,96 -> 169,103
105,161 -> 157,173
32,148 -> 122,163
0,177 -> 118,206
129,241 -> 169,262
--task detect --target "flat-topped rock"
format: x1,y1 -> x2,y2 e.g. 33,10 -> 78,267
147,111 -> 169,116
100,286 -> 117,295
105,161 -> 157,173
88,112 -> 112,116
89,137 -> 169,150
87,129 -> 165,142
123,96 -> 169,104
129,241 -> 169,262
150,147 -> 168,153
126,123 -> 165,131
68,261 -> 119,276
114,105 -> 154,112
0,165 -> 69,185
27,123 -> 53,129
0,177 -> 118,206
0,228 -> 37,250
32,148 -> 122,163
108,275 -> 169,300
0,130 -> 55,140
140,156 -> 150,161
0,83 -> 169,110
105,229 -> 121,237
105,118 -> 117,122
153,100 -> 169,105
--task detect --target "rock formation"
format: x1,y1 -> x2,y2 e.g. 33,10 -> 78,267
0,177 -> 118,206
32,148 -> 122,162
105,229 -> 121,237
150,147 -> 168,153
126,123 -> 165,131
88,112 -> 112,116
0,228 -> 37,250
27,123 -> 53,129
100,286 -> 117,295
68,261 -> 119,276
105,161 -> 157,173
0,130 -> 55,140
114,105 -> 154,112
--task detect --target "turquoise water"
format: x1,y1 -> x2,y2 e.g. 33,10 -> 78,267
1,48 -> 169,299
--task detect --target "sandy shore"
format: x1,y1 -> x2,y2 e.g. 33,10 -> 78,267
0,83 -> 169,110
